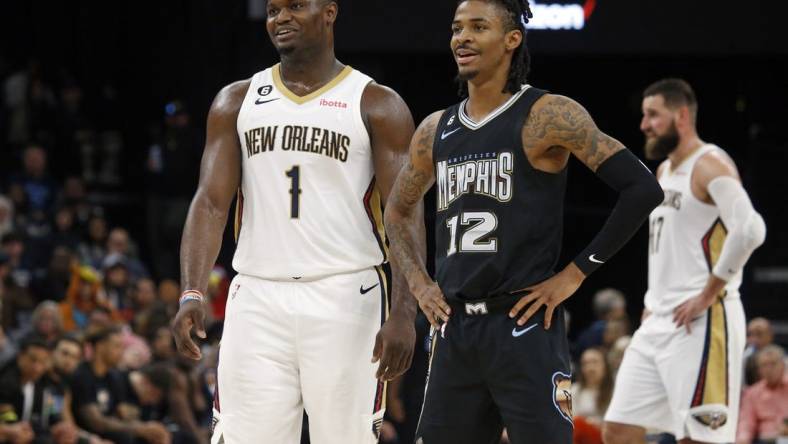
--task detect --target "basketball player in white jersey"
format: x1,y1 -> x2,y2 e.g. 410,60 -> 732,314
603,79 -> 766,444
170,1 -> 421,443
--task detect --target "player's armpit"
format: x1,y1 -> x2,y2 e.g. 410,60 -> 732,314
526,94 -> 624,172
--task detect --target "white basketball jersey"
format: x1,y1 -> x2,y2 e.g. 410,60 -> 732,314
232,64 -> 387,280
645,144 -> 741,314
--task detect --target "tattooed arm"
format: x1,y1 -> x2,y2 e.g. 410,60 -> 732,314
384,111 -> 452,329
510,94 -> 663,329
523,94 -> 624,172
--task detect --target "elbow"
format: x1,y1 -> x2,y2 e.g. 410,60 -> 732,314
744,212 -> 766,250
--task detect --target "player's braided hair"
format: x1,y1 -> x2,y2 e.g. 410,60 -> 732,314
457,0 -> 533,97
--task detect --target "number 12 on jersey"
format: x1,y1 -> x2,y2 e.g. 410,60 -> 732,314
285,166 -> 302,218
446,211 -> 498,255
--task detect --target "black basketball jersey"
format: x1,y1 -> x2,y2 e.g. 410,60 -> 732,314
432,85 -> 566,301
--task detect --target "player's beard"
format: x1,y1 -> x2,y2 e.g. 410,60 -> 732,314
644,121 -> 680,160
456,68 -> 479,82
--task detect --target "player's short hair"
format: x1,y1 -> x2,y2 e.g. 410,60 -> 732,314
643,78 -> 698,120
457,0 -> 532,97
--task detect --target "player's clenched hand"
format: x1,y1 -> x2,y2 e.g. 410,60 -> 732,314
372,314 -> 416,381
412,281 -> 451,329
509,263 -> 585,329
673,292 -> 715,334
172,300 -> 206,360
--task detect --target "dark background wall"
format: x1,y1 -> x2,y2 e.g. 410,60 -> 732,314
2,0 -> 786,332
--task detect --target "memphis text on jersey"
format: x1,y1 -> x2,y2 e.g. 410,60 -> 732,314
436,151 -> 513,211
243,125 -> 351,162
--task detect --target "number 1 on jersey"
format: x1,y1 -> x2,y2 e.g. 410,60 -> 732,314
285,166 -> 301,218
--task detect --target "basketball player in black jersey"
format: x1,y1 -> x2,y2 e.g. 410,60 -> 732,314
384,1 -> 663,443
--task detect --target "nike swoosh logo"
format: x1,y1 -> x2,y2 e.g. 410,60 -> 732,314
255,98 -> 280,105
360,283 -> 379,294
589,254 -> 605,264
440,128 -> 461,140
512,324 -> 538,337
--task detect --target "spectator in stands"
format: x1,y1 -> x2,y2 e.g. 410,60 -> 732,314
50,206 -> 81,253
42,335 -> 107,444
105,228 -> 149,280
1,251 -> 34,336
79,215 -> 108,270
70,326 -> 170,444
606,336 -> 631,379
602,318 -> 630,350
59,176 -> 97,232
6,184 -> 29,230
2,231 -> 32,288
0,196 -> 13,239
737,345 -> 788,444
0,336 -> 53,441
572,347 -> 614,425
0,327 -> 16,368
128,363 -> 207,444
8,144 -> 57,217
9,300 -> 62,345
575,288 -> 628,358
132,278 -> 170,339
101,253 -> 133,317
29,245 -> 75,303
59,266 -> 119,332
744,317 -> 774,386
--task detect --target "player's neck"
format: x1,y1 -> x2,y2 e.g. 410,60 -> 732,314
465,75 -> 513,122
668,134 -> 704,168
279,47 -> 342,92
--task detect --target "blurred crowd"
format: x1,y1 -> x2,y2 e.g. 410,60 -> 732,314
1,61 -> 785,444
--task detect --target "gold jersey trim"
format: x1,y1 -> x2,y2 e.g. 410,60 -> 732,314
272,64 -> 354,105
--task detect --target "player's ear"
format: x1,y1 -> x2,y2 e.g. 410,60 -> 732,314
323,1 -> 338,25
676,105 -> 692,128
505,29 -> 523,52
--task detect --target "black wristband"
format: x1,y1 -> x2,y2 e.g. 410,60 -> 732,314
573,149 -> 664,275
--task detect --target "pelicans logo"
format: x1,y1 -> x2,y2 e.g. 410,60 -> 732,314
690,404 -> 728,430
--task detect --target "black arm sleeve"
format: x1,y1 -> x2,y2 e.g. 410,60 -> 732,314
573,149 -> 664,275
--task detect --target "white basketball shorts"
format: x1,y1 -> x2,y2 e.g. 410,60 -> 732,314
211,266 -> 389,444
605,295 -> 745,443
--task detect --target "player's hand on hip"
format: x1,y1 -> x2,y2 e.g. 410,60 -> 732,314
172,300 -> 207,360
372,313 -> 416,381
673,292 -> 715,334
412,281 -> 451,329
509,263 -> 585,330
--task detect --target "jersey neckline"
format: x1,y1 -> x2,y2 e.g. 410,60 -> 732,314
458,85 -> 531,130
271,64 -> 354,105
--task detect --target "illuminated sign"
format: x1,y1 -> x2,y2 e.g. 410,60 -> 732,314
528,0 -> 596,30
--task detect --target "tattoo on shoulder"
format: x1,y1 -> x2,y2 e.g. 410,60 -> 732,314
525,95 -> 623,171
